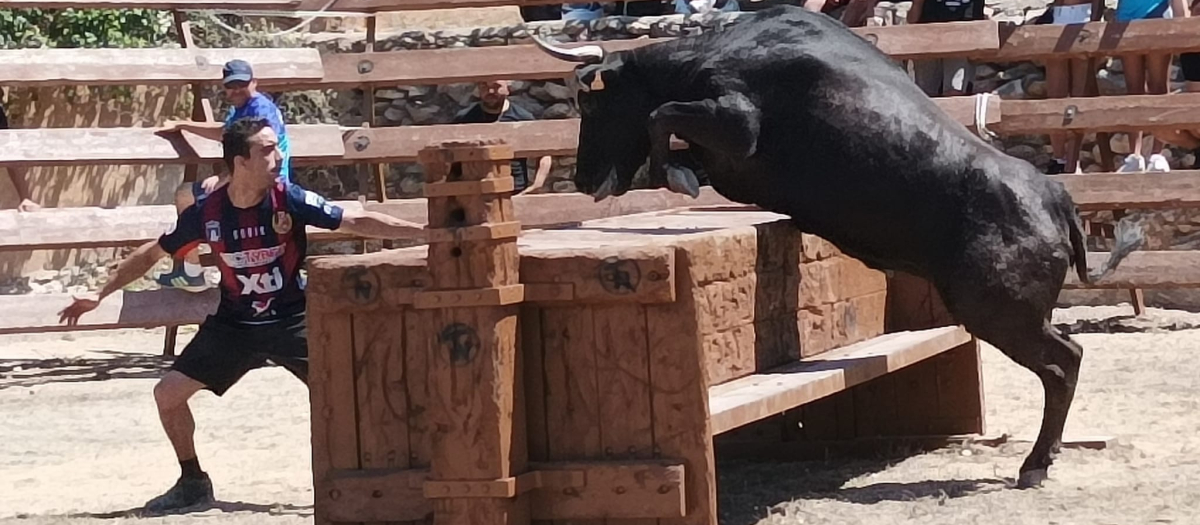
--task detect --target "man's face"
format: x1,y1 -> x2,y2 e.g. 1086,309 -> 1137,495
237,126 -> 282,185
223,79 -> 256,107
478,80 -> 509,109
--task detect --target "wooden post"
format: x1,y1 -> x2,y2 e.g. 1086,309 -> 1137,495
413,139 -> 528,525
164,10 -> 216,357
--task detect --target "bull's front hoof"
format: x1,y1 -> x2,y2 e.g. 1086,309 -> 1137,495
666,165 -> 701,199
1016,469 -> 1048,489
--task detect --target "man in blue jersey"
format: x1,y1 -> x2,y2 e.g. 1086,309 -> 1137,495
58,117 -> 424,515
156,59 -> 293,292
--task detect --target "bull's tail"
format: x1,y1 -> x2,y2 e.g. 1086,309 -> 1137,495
1072,212 -> 1146,284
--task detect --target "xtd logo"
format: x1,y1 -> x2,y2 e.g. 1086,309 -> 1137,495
238,267 -> 284,296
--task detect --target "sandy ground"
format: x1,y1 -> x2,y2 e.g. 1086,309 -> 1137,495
4,304 -> 1200,524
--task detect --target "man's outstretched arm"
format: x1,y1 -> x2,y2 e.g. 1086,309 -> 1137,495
58,239 -> 170,325
335,208 -> 426,241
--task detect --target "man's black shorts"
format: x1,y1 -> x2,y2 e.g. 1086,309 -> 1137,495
171,313 -> 309,396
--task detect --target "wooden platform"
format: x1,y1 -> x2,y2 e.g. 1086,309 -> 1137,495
708,325 -> 972,435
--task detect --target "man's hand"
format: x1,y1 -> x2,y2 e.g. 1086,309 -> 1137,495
58,294 -> 101,326
200,174 -> 223,194
17,198 -> 41,212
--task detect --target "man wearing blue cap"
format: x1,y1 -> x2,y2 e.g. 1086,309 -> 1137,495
156,59 -> 293,291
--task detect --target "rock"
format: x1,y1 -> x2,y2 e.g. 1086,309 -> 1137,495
1097,70 -> 1126,95
1007,144 -> 1039,160
1184,153 -> 1196,168
398,176 -> 424,196
405,86 -> 434,98
408,104 -> 442,125
383,107 -> 406,123
552,180 -> 578,193
629,17 -> 654,35
994,79 -> 1026,99
975,64 -> 998,79
29,270 -> 58,284
1111,133 -> 1132,155
999,63 -> 1040,80
542,103 -> 575,119
1107,57 -> 1124,74
375,89 -> 405,100
1025,79 -> 1047,98
441,84 -> 477,106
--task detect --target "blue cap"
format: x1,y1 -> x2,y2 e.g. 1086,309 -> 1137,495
222,59 -> 254,85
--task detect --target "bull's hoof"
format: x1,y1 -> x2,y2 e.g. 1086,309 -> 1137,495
666,165 -> 701,198
1016,469 -> 1048,489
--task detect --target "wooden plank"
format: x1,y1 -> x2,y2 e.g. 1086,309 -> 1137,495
0,124 -> 343,168
519,245 -> 675,305
1063,251 -> 1200,289
645,258 -> 717,525
0,289 -> 217,334
858,20 -> 1000,59
0,187 -> 735,252
352,311 -> 413,525
340,120 -> 582,164
322,468 -> 430,523
1051,171 -> 1200,211
0,0 -> 300,8
0,48 -> 322,87
529,461 -> 686,520
308,312 -> 363,525
994,17 -> 1200,61
707,326 -> 972,435
996,92 -> 1200,134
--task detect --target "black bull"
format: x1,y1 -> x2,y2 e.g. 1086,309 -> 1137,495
533,5 -> 1145,487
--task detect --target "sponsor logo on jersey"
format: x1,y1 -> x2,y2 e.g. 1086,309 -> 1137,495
237,267 -> 284,295
272,211 -> 293,235
205,220 -> 221,243
232,226 -> 267,241
251,297 -> 275,316
220,245 -> 286,269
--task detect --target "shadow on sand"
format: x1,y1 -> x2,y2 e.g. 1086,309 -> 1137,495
65,500 -> 313,519
716,453 -> 1010,525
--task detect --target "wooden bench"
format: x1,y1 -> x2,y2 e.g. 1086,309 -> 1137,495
0,48 -> 323,87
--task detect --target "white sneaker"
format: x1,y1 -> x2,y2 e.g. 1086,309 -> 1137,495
1148,153 -> 1171,172
1118,153 -> 1146,173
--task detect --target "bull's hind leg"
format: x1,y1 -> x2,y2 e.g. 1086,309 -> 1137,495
938,262 -> 1081,488
646,92 -> 760,196
989,321 -> 1084,488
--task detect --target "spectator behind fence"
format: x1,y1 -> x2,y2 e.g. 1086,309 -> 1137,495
1152,0 -> 1200,167
1114,0 -> 1188,172
907,0 -> 986,97
157,59 -> 293,292
453,80 -> 552,194
0,100 -> 40,212
1039,0 -> 1103,174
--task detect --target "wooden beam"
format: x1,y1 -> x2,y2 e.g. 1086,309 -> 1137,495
995,17 -> 1200,61
707,326 -> 973,435
0,125 -> 344,167
995,92 -> 1200,134
1051,171 -> 1200,211
0,187 -> 735,251
1063,251 -> 1200,289
0,289 -> 218,334
0,0 -> 300,8
0,48 -> 323,87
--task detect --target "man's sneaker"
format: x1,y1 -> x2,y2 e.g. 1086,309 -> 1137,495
155,267 -> 209,292
1148,153 -> 1171,172
1118,153 -> 1146,173
143,474 -> 214,515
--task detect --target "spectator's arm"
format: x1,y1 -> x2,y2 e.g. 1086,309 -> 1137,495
337,208 -> 426,240
161,120 -> 224,141
1172,0 -> 1189,17
521,156 -> 554,194
1091,0 -> 1104,20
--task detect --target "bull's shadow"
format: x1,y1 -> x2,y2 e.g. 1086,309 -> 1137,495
63,500 -> 313,519
717,455 -> 1008,525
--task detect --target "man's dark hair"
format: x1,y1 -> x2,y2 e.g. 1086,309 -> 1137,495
222,116 -> 270,172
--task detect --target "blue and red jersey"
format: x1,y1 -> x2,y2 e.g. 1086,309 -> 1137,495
158,182 -> 343,324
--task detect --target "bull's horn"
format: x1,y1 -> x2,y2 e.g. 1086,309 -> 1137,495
531,33 -> 605,64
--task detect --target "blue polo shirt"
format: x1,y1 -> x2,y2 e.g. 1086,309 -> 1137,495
226,92 -> 291,183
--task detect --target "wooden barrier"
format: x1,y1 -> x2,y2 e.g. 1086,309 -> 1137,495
304,139 -> 983,524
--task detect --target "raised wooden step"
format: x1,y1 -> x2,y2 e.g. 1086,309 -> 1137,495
707,325 -> 973,435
